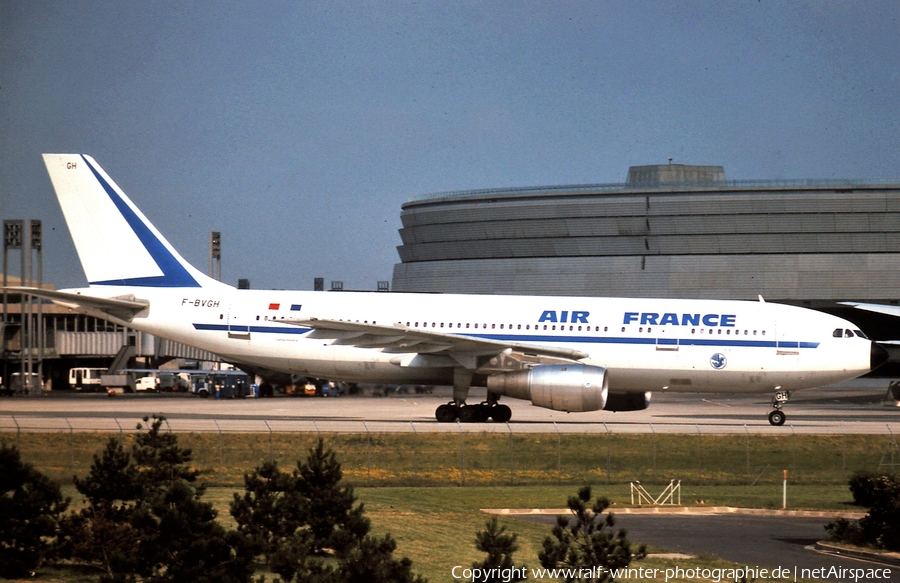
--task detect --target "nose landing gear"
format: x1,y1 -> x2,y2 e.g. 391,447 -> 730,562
767,390 -> 791,426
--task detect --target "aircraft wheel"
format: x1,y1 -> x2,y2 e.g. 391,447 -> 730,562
458,405 -> 479,423
435,404 -> 457,423
768,410 -> 786,426
491,404 -> 512,423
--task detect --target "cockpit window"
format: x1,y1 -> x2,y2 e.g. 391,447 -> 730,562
845,329 -> 855,338
833,328 -> 843,338
854,329 -> 869,339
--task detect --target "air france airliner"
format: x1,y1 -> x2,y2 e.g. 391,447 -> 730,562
16,155 -> 888,425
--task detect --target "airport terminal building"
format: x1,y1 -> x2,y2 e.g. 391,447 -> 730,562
391,164 -> 900,337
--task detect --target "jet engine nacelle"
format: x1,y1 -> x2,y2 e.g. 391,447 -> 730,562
486,364 -> 608,412
604,391 -> 652,412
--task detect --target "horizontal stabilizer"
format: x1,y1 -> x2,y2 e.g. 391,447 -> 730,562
5,286 -> 149,320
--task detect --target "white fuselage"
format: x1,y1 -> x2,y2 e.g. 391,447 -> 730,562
75,285 -> 874,395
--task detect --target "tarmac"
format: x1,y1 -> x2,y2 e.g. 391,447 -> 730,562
1,378 -> 897,434
507,508 -> 900,581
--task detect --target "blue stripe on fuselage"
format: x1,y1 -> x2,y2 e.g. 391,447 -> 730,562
193,323 -> 311,334
466,333 -> 817,349
192,323 -> 819,349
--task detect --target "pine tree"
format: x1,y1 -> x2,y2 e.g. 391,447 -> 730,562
472,516 -> 525,582
74,437 -> 142,511
136,479 -> 254,583
233,439 -> 426,583
65,437 -> 142,581
336,532 -> 426,583
132,414 -> 199,489
231,459 -> 299,565
0,444 -> 69,579
539,486 -> 645,583
64,415 -> 253,583
294,439 -> 363,553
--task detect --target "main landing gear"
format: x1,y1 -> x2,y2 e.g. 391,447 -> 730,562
767,390 -> 790,426
435,401 -> 512,423
436,367 -> 512,422
435,390 -> 512,423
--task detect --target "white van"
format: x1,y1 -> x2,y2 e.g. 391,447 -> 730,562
69,367 -> 105,391
135,375 -> 160,392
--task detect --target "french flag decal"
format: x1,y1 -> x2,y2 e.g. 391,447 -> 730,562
268,303 -> 280,310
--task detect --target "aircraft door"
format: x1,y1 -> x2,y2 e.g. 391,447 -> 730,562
226,305 -> 251,340
773,317 -> 799,361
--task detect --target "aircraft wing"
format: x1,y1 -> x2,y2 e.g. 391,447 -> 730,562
4,286 -> 149,320
839,301 -> 900,318
287,317 -> 589,363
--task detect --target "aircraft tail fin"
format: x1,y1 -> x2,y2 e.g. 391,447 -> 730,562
42,154 -> 225,289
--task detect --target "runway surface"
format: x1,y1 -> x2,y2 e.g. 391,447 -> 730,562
516,512 -> 899,582
1,379 -> 897,434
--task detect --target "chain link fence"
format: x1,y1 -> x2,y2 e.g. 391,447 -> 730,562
2,417 -> 898,489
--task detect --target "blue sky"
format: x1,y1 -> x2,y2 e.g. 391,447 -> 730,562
2,1 -> 898,290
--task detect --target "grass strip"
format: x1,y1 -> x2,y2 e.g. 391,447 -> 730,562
4,430 -> 893,488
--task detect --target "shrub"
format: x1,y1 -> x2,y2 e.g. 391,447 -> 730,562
0,444 -> 69,579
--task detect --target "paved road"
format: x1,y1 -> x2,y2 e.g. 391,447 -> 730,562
517,513 -> 899,582
1,379 -> 898,434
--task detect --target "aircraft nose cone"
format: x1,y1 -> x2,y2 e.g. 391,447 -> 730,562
871,342 -> 889,370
